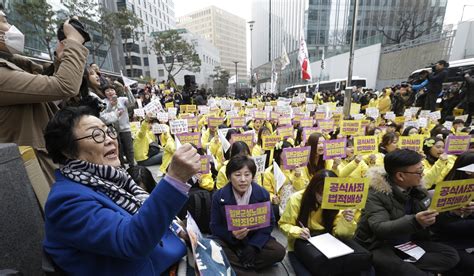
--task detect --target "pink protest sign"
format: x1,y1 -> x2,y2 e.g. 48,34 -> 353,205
199,155 -> 211,174
323,138 -> 347,160
176,132 -> 202,148
445,135 -> 470,154
282,146 -> 311,170
225,201 -> 271,231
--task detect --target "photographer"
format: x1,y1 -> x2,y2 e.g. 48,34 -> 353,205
463,70 -> 474,126
0,8 -> 89,185
424,60 -> 449,111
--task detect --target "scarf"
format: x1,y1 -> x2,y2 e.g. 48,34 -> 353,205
60,159 -> 149,214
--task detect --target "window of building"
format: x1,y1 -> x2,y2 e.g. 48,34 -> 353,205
144,57 -> 149,66
165,56 -> 173,63
157,56 -> 164,64
158,69 -> 165,77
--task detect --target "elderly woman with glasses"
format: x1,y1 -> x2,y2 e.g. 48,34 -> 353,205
43,106 -> 201,275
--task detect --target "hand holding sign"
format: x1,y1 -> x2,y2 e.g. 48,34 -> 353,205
415,210 -> 439,228
232,228 -> 249,240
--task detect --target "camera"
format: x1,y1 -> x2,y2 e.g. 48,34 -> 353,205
57,18 -> 91,43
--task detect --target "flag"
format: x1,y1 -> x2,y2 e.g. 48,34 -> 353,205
270,61 -> 278,94
321,48 -> 325,70
298,31 -> 312,81
280,45 -> 290,70
120,70 -> 138,87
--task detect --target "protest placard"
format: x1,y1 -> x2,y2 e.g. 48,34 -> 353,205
198,105 -> 210,115
315,112 -> 327,121
252,154 -> 267,174
429,179 -> 474,212
226,110 -> 238,118
277,125 -> 294,139
183,116 -> 198,130
350,103 -> 361,115
133,108 -> 145,118
168,107 -> 178,119
264,105 -> 273,112
366,107 -> 379,119
354,136 -> 378,155
225,201 -> 271,231
231,133 -> 254,147
270,111 -> 280,120
231,117 -> 246,128
254,110 -> 267,120
443,121 -> 453,131
418,117 -> 428,128
152,123 -> 168,134
332,113 -> 343,127
445,135 -> 470,154
165,102 -> 174,109
321,177 -> 369,210
300,117 -> 314,128
318,119 -> 335,133
398,135 -> 424,152
384,112 -> 396,121
419,110 -> 431,118
306,103 -> 316,112
292,114 -> 302,123
302,127 -> 321,144
176,132 -> 201,148
430,110 -> 441,121
262,135 -> 281,150
340,120 -> 361,136
169,119 -> 188,134
208,116 -> 223,128
282,146 -> 311,170
156,112 -> 169,122
198,155 -> 211,174
278,116 -> 292,126
323,138 -> 347,160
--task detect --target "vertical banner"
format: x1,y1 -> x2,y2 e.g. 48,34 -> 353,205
354,136 -> 378,155
322,177 -> 370,210
225,201 -> 272,231
282,146 -> 311,170
398,135 -> 424,152
323,138 -> 347,160
429,179 -> 474,212
445,135 -> 470,155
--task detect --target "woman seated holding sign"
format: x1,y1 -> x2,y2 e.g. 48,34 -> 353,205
422,137 -> 456,189
279,170 -> 371,276
210,155 -> 285,275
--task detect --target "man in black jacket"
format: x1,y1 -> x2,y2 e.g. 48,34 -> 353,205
424,60 -> 449,111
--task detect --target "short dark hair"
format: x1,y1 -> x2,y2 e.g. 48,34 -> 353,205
44,106 -> 95,164
384,149 -> 422,176
226,155 -> 257,179
437,60 -> 449,67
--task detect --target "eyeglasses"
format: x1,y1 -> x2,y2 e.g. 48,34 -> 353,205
400,170 -> 424,176
74,127 -> 118,143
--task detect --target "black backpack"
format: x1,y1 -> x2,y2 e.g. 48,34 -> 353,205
178,188 -> 213,234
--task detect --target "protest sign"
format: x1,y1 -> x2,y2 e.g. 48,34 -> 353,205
156,112 -> 169,122
252,154 -> 267,174
217,129 -> 231,153
445,135 -> 470,154
306,103 -> 316,112
143,101 -> 160,115
315,112 -> 327,121
168,107 -> 178,119
366,107 -> 379,119
321,177 -> 369,210
169,119 -> 188,134
277,125 -> 294,139
133,108 -> 145,118
254,110 -> 267,120
443,121 -> 453,131
340,120 -> 361,136
429,179 -> 474,212
353,114 -> 365,121
226,110 -> 238,118
430,110 -> 441,121
198,105 -> 210,115
455,114 -> 468,122
152,123 -> 168,134
282,146 -> 311,170
225,201 -> 271,231
398,135 -> 424,152
350,103 -> 361,115
384,112 -> 396,121
332,113 -> 342,127
404,121 -> 419,129
323,138 -> 347,160
165,102 -> 174,109
418,117 -> 428,128
300,117 -> 314,128
353,136 -> 378,155
293,114 -> 302,123
270,111 -> 280,120
302,127 -> 321,144
176,132 -> 201,148
198,155 -> 211,174
394,116 -> 405,125
262,135 -> 281,151
231,117 -> 246,128
273,161 -> 286,193
183,116 -> 198,130
264,105 -> 273,112
231,133 -> 254,147
419,110 -> 430,118
278,116 -> 292,126
318,119 -> 335,133
208,116 -> 223,128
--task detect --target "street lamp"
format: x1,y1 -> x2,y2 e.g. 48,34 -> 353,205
232,61 -> 239,89
248,20 -> 255,89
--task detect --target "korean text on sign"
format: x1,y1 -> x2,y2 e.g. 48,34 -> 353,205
321,177 -> 370,210
225,201 -> 271,231
429,179 -> 474,212
282,146 -> 311,170
323,138 -> 347,160
354,136 -> 378,155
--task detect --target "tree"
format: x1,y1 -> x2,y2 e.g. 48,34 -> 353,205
375,2 -> 443,45
151,29 -> 201,83
13,0 -> 57,60
115,8 -> 144,78
211,66 -> 230,96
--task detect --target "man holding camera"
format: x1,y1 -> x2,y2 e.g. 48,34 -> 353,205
0,8 -> 89,185
424,60 -> 449,111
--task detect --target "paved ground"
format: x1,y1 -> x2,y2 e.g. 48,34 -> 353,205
145,165 -> 296,275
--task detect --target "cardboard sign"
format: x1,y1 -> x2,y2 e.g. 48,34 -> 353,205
278,116 -> 292,126
302,127 -> 321,144
322,177 -> 370,210
318,119 -> 335,133
429,179 -> 474,212
282,146 -> 311,170
323,138 -> 347,160
354,136 -> 378,155
225,201 -> 271,231
231,133 -> 254,147
445,135 -> 471,154
340,120 -> 362,136
252,154 -> 267,174
169,119 -> 188,134
152,123 -> 168,134
398,135 -> 424,152
176,132 -> 201,148
231,117 -> 246,128
277,125 -> 294,139
300,117 -> 314,128
133,108 -> 145,118
208,116 -> 223,128
262,135 -> 281,151
199,155 -> 211,174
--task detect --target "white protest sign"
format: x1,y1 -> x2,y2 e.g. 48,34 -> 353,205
133,108 -> 145,118
252,154 -> 267,174
157,112 -> 169,122
443,121 -> 453,130
198,105 -> 210,115
353,114 -> 365,120
168,107 -> 178,120
404,121 -> 419,129
418,117 -> 428,128
430,111 -> 441,121
419,110 -> 431,118
306,103 -> 317,112
384,112 -> 396,120
366,107 -> 379,119
218,129 -> 231,153
152,123 -> 168,134
273,161 -> 286,193
455,115 -> 468,122
169,119 -> 188,134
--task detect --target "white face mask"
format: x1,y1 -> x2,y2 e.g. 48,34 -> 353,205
1,25 -> 25,54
